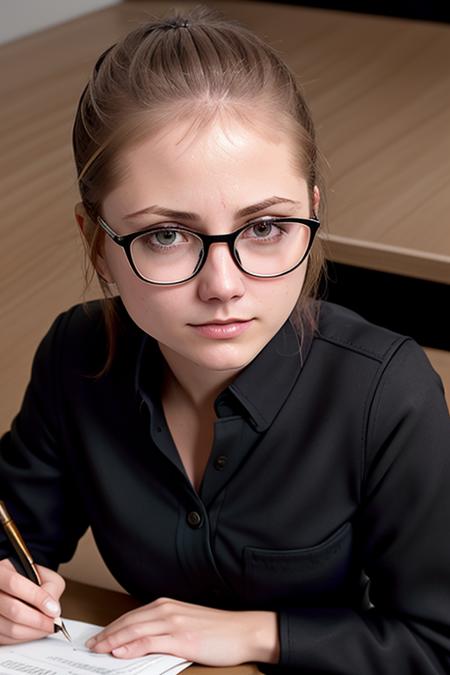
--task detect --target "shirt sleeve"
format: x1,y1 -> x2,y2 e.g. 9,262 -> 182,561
275,339 -> 450,674
0,310 -> 89,569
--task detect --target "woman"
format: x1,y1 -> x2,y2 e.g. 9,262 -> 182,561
0,5 -> 449,673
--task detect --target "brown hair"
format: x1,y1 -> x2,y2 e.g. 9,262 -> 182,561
72,4 -> 327,372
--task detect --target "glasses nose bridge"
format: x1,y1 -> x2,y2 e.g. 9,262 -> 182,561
201,231 -> 238,268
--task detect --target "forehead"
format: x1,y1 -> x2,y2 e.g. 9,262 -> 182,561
121,108 -> 296,171
103,111 -> 307,217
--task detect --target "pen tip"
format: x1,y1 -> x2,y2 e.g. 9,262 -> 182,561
54,620 -> 72,641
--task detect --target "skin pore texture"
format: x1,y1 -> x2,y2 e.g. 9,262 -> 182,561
72,112 -> 320,663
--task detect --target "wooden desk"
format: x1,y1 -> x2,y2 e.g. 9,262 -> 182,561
61,578 -> 262,674
1,1 -> 449,424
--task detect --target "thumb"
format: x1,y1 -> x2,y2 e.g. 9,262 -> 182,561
37,566 -> 66,616
41,589 -> 61,618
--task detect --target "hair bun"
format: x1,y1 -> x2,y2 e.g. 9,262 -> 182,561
162,18 -> 190,30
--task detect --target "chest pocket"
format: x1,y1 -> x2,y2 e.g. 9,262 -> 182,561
243,521 -> 357,609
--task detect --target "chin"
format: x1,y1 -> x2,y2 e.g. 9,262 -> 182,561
189,342 -> 262,372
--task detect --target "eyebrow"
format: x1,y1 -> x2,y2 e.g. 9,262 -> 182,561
123,196 -> 301,222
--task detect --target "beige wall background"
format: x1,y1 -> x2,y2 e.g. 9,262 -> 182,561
0,0 -> 121,44
1,0 -> 126,593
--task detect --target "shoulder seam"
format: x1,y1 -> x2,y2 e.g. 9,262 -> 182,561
314,332 -> 407,363
360,336 -> 414,497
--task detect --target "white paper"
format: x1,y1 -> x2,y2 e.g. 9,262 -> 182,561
0,618 -> 191,674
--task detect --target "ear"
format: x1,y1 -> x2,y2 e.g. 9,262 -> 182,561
74,201 -> 92,236
74,202 -> 115,284
312,185 -> 320,217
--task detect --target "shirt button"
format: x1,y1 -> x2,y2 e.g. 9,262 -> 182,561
214,455 -> 228,471
187,511 -> 203,528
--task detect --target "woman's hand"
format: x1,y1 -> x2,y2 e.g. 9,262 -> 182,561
86,597 -> 280,665
0,557 -> 65,644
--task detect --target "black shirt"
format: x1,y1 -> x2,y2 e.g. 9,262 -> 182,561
1,298 -> 449,673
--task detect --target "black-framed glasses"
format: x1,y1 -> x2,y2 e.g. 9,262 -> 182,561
97,215 -> 320,285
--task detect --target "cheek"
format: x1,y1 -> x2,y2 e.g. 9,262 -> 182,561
103,244 -> 152,305
110,264 -> 193,337
122,283 -> 187,320
252,264 -> 306,308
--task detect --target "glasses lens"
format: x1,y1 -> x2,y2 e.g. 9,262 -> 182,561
130,229 -> 203,283
235,220 -> 311,276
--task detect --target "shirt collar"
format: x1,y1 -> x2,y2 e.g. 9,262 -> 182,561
228,317 -> 314,431
134,332 -> 164,405
135,315 -> 315,432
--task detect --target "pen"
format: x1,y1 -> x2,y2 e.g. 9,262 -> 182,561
0,501 -> 71,641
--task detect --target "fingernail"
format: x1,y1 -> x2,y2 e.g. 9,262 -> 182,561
86,637 -> 96,648
44,599 -> 61,616
113,646 -> 127,656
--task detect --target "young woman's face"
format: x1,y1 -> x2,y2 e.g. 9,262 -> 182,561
100,114 -> 318,378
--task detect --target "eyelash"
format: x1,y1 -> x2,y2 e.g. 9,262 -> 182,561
143,215 -> 284,233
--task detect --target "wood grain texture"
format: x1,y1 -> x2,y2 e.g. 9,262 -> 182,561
1,0 -> 449,431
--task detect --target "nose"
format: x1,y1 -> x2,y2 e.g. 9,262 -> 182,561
196,242 -> 245,303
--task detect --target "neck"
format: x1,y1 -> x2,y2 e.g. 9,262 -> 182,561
159,344 -> 239,413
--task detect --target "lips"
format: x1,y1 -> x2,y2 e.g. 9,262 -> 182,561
189,318 -> 254,339
190,318 -> 250,326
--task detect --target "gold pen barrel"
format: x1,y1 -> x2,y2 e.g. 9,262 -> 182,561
0,501 -> 11,525
0,502 -> 41,584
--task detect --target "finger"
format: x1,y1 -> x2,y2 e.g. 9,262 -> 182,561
90,620 -> 169,653
0,633 -> 25,645
37,565 -> 66,599
0,632 -> 35,646
41,579 -> 65,604
0,565 -> 61,619
111,635 -> 180,660
0,615 -> 52,644
86,598 -> 174,645
0,558 -> 17,573
0,592 -> 55,634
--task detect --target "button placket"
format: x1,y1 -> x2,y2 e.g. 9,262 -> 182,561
177,498 -> 231,606
200,417 -> 246,507
214,454 -> 228,471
